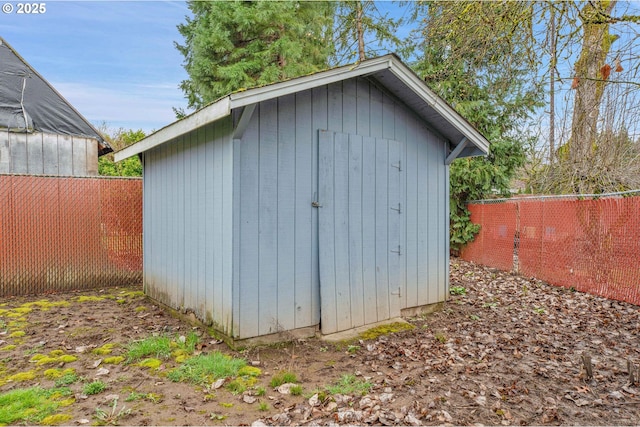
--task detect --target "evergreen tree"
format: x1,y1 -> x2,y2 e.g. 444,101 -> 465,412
410,1 -> 543,252
176,1 -> 335,110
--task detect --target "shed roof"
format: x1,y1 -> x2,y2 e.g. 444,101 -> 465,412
0,37 -> 111,155
115,54 -> 489,162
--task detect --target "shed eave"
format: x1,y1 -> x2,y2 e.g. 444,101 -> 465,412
386,58 -> 490,157
228,56 -> 393,109
114,54 -> 490,162
114,97 -> 231,162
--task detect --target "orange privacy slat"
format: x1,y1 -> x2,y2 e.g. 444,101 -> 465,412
461,195 -> 640,307
0,175 -> 142,297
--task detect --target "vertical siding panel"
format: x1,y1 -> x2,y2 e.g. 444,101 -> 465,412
342,80 -> 357,135
404,117 -> 419,307
439,140 -> 448,301
42,134 -> 58,175
348,134 -> 365,327
169,140 -> 178,305
57,135 -> 72,176
208,123 -> 220,326
444,144 -> 451,296
258,99 -> 279,335
277,95 -> 296,331
311,86 -> 328,326
72,137 -> 86,175
220,119 -> 233,333
369,85 -> 383,137
375,138 -> 390,321
294,91 -> 313,328
177,136 -> 187,309
426,128 -> 440,304
10,133 -> 28,173
318,130 -> 337,333
356,78 -> 370,136
232,135 -> 242,337
416,128 -> 429,305
388,139 -> 403,317
143,151 -> 152,295
327,82 -> 343,132
27,134 -> 44,174
393,103 -> 408,309
238,107 -> 261,338
333,132 -> 351,330
361,136 -> 377,325
0,133 -> 9,173
157,144 -> 166,304
196,127 -> 207,318
382,93 -> 395,140
86,138 -> 98,175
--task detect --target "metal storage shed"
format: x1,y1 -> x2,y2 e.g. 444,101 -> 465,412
116,54 -> 489,344
0,37 -> 111,175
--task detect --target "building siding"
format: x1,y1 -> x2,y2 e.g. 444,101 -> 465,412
143,118 -> 234,334
233,77 -> 448,339
0,131 -> 98,176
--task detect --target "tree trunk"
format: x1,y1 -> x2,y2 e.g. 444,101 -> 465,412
569,0 -> 617,192
356,1 -> 365,61
549,4 -> 556,163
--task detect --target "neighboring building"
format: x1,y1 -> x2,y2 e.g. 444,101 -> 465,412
0,37 -> 111,175
116,54 -> 489,344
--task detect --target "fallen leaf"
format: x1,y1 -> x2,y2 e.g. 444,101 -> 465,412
212,378 -> 225,389
95,368 -> 109,376
276,383 -> 297,394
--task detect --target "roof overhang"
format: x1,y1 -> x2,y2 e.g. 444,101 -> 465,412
115,54 -> 489,162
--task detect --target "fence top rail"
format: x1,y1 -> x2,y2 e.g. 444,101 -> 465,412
470,189 -> 640,204
0,173 -> 142,181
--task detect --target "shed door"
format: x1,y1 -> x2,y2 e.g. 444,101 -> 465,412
318,130 -> 403,335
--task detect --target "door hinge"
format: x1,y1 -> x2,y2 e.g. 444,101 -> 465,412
390,203 -> 402,214
391,286 -> 402,297
392,160 -> 402,171
390,245 -> 402,256
312,201 -> 322,208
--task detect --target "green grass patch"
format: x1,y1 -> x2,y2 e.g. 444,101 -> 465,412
137,358 -> 162,370
0,386 -> 71,424
326,374 -> 372,396
75,295 -> 106,303
126,336 -> 172,362
83,380 -> 107,395
358,322 -> 416,341
93,343 -> 116,356
40,413 -> 72,425
290,384 -> 303,396
167,351 -> 247,385
103,356 -> 125,365
449,286 -> 467,296
270,371 -> 298,388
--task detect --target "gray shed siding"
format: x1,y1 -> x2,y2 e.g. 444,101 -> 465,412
232,77 -> 448,339
143,118 -> 234,333
0,131 -> 99,176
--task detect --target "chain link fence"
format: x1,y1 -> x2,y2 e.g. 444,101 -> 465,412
1,174 -> 142,297
461,191 -> 640,306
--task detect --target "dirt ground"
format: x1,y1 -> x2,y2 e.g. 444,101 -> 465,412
1,257 -> 639,426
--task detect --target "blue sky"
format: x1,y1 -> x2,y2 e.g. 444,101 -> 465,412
1,0 -> 191,134
1,0 -> 410,135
